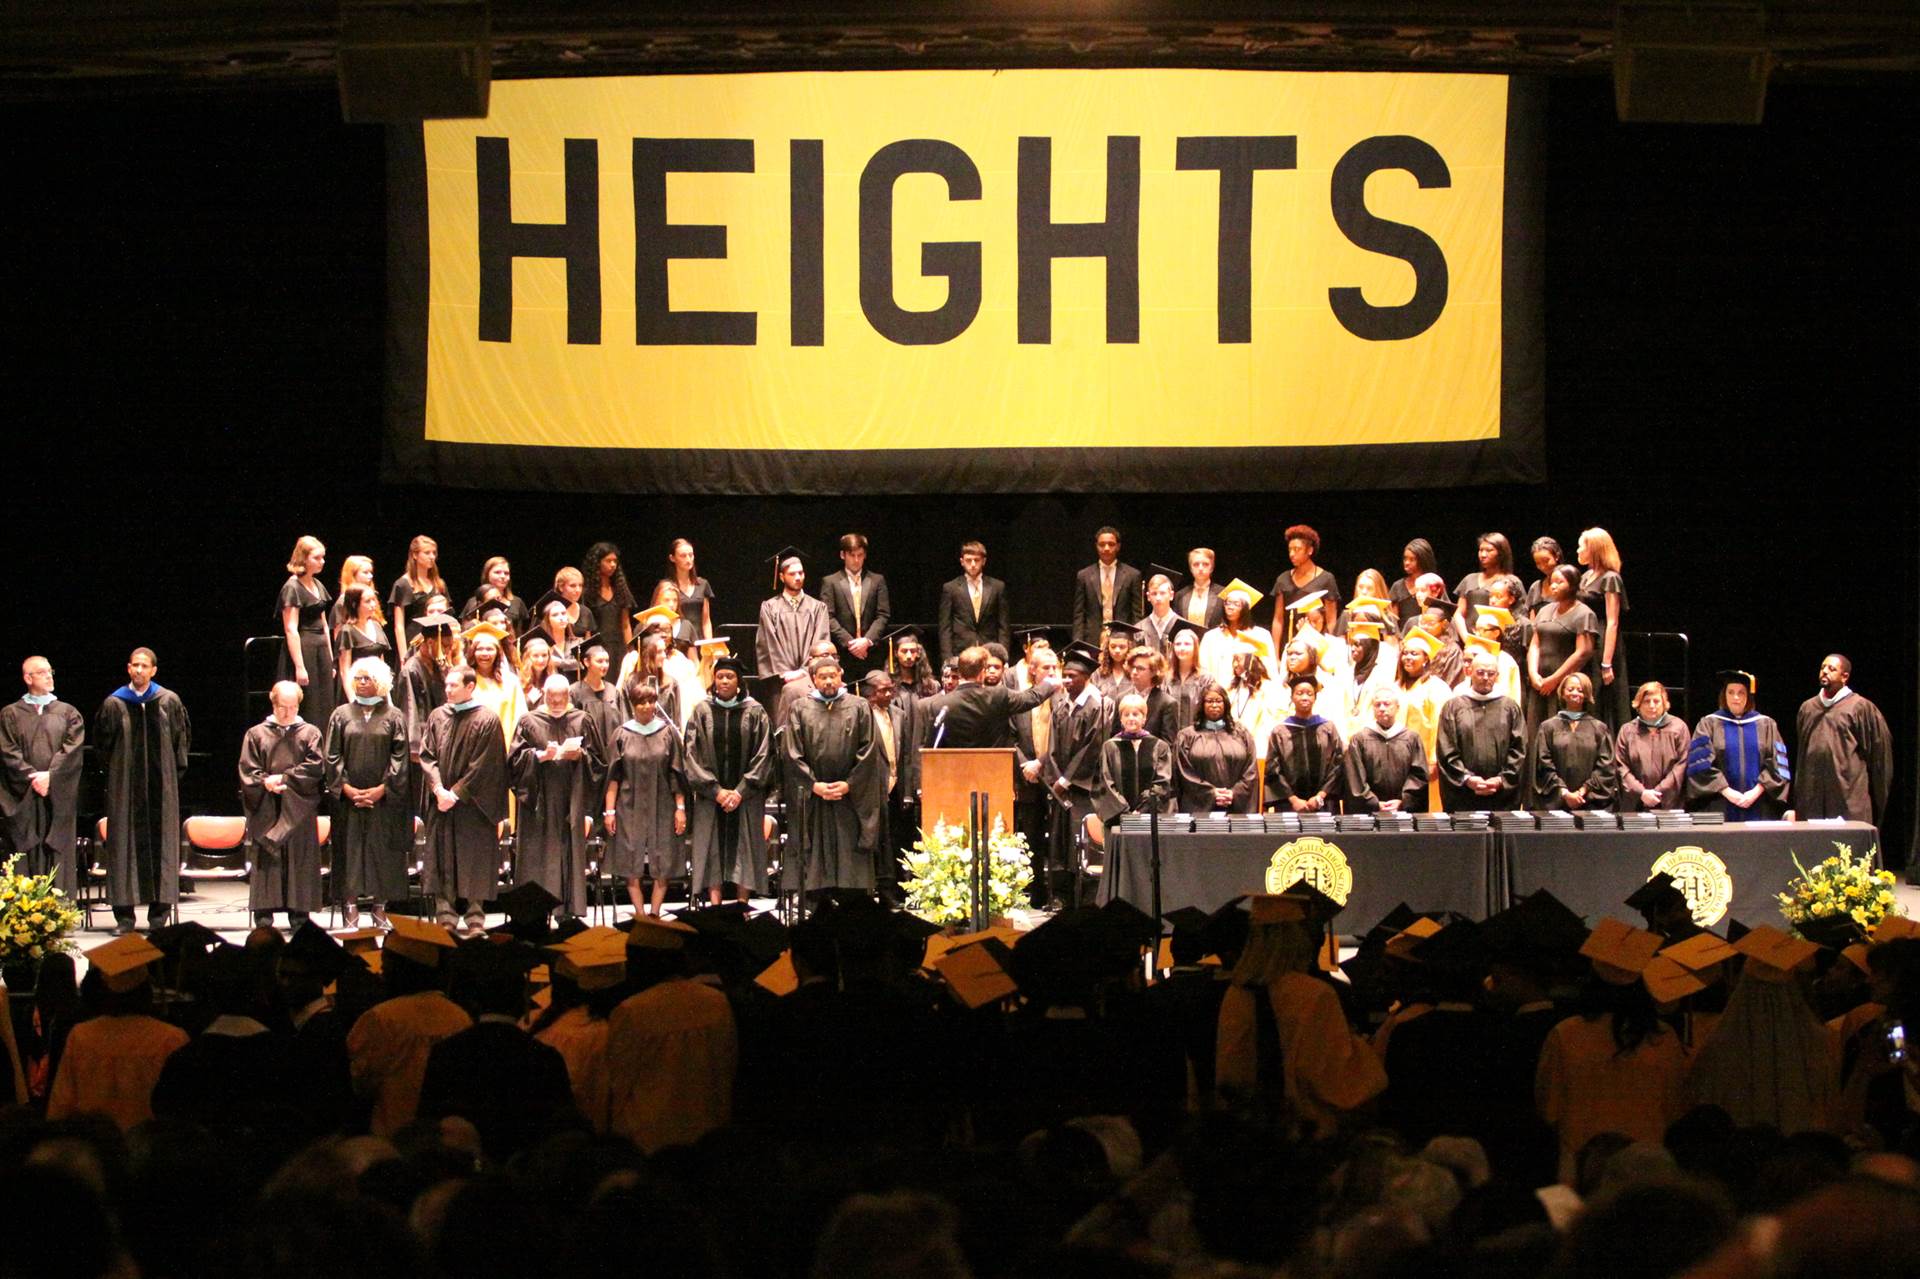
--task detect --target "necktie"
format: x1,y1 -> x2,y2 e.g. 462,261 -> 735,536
1187,589 -> 1207,624
850,573 -> 862,623
970,580 -> 981,622
1101,565 -> 1114,622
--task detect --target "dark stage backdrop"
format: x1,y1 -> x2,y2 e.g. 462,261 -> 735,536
1,78 -> 1915,869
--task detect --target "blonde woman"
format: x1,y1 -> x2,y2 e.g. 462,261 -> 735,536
546,567 -> 597,642
278,536 -> 337,728
518,637 -> 555,709
1576,527 -> 1631,731
330,554 -> 385,645
462,556 -> 530,633
388,534 -> 446,648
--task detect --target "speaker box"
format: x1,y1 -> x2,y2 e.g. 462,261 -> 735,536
1614,3 -> 1772,124
339,0 -> 491,123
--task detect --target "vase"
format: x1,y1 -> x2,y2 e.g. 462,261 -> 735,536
1,958 -> 38,999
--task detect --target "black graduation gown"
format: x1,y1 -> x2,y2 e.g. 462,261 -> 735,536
0,698 -> 85,890
1343,726 -> 1430,813
419,703 -> 509,901
276,577 -> 337,729
1093,734 -> 1175,821
606,720 -> 686,879
1165,672 -> 1217,736
239,718 -> 326,912
755,593 -> 831,678
94,686 -> 191,907
1794,691 -> 1893,826
782,693 -> 883,893
569,679 -> 627,789
396,651 -> 447,758
1044,688 -> 1112,855
683,697 -> 775,896
1265,718 -> 1346,809
1534,714 -> 1619,811
510,707 -> 602,916
417,1021 -> 576,1164
1436,695 -> 1525,811
1172,724 -> 1259,813
325,700 -> 412,903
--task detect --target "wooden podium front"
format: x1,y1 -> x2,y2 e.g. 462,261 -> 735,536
919,748 -> 1016,838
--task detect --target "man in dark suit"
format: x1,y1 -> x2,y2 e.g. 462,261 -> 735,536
937,540 -> 1009,665
863,671 -> 918,898
1071,526 -> 1144,646
819,532 -> 891,682
1173,546 -> 1228,630
419,947 -> 577,1162
925,646 -> 1055,750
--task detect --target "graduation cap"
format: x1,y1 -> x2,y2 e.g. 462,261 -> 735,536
711,654 -> 748,679
754,949 -> 800,996
413,612 -> 460,633
624,914 -> 698,951
767,545 -> 809,590
1011,627 -> 1058,656
446,936 -> 542,984
1146,563 -> 1187,591
1164,906 -> 1210,937
1732,924 -> 1821,982
1167,618 -> 1206,645
385,914 -> 459,967
1060,642 -> 1101,674
1099,897 -> 1162,950
1483,890 -> 1590,967
1579,917 -> 1665,985
147,919 -> 221,960
1625,872 -> 1687,917
1349,595 -> 1393,615
284,922 -> 352,983
1102,620 -> 1143,643
488,881 -> 561,943
1402,630 -> 1442,659
935,936 -> 1021,1009
461,619 -> 509,645
632,605 -> 679,634
1220,578 -> 1264,608
1287,590 -> 1328,615
1643,955 -> 1708,1004
1476,605 -> 1516,630
86,934 -> 165,993
1384,916 -> 1446,960
1412,918 -> 1489,974
1659,931 -> 1739,993
1463,633 -> 1500,657
1347,621 -> 1385,644
1716,669 -> 1756,694
1872,915 -> 1920,944
334,927 -> 385,957
552,939 -> 629,991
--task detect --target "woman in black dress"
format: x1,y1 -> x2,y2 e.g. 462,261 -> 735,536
1524,536 -> 1564,617
1525,564 -> 1599,751
1173,685 -> 1259,813
334,586 -> 392,704
329,555 -> 384,645
326,657 -> 410,928
1576,527 -> 1632,732
1390,538 -> 1448,634
278,535 -> 337,729
582,541 -> 637,654
1451,532 -> 1514,643
518,637 -> 556,710
461,557 -> 531,633
1271,524 -> 1340,646
387,534 -> 446,650
659,538 -> 717,641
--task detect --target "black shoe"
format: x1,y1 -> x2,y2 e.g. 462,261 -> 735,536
113,916 -> 137,937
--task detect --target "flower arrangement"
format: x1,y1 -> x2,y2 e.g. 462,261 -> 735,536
0,853 -> 84,965
1776,841 -> 1901,945
900,818 -> 1033,926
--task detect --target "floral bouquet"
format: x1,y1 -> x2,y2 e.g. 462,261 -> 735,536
0,853 -> 84,965
1776,841 -> 1901,947
900,818 -> 1034,926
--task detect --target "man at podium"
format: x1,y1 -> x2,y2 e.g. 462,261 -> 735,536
923,646 -> 1058,748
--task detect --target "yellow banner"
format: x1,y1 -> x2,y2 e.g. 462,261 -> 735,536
421,69 -> 1511,453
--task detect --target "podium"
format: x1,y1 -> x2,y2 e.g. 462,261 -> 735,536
919,748 -> 1016,837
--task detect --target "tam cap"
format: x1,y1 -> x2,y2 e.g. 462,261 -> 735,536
1716,670 -> 1756,694
386,914 -> 459,967
1287,590 -> 1328,614
1733,924 -> 1820,981
712,654 -> 748,678
1579,917 -> 1665,984
1643,954 -> 1707,1004
85,935 -> 164,993
625,914 -> 698,951
1220,578 -> 1264,608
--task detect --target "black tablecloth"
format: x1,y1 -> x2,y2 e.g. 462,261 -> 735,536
1099,830 -> 1497,930
1499,821 -> 1878,927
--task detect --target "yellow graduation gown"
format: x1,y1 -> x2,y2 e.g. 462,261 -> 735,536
535,1005 -> 610,1131
1217,972 -> 1387,1138
606,979 -> 736,1152
346,990 -> 473,1137
1534,1014 -> 1689,1183
46,1012 -> 189,1130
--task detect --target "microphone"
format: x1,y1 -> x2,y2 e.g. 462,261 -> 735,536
931,704 -> 949,749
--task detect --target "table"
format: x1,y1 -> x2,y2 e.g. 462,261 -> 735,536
1098,829 -> 1498,931
1498,820 -> 1879,928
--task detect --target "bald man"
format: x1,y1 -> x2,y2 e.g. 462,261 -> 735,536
0,656 -> 85,892
239,680 -> 326,929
